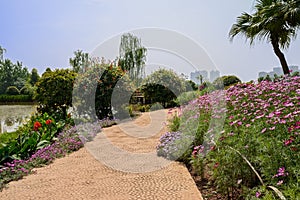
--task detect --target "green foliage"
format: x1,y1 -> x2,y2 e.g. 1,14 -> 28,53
138,104 -> 150,112
142,69 -> 186,108
0,131 -> 19,147
291,71 -> 299,77
29,68 -> 40,86
0,95 -> 32,103
185,80 -> 198,91
69,50 -> 90,73
34,69 -> 76,119
175,91 -> 200,105
168,114 -> 181,132
20,87 -> 29,95
0,113 -> 64,164
118,33 -> 147,86
229,0 -> 300,75
213,75 -> 241,89
73,60 -> 132,120
0,45 -> 6,61
159,76 -> 300,199
258,75 -> 273,82
95,65 -> 131,119
6,86 -> 20,95
20,82 -> 34,96
0,59 -> 30,94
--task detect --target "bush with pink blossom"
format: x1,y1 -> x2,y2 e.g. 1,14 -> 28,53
158,75 -> 300,199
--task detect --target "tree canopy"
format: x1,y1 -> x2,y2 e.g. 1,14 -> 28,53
35,69 -> 77,119
69,50 -> 90,73
229,0 -> 300,75
141,69 -> 186,107
118,33 -> 147,86
0,59 -> 30,94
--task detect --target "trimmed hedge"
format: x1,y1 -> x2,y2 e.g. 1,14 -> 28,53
6,86 -> 20,95
0,95 -> 33,103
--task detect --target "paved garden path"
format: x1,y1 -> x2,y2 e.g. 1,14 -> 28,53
0,110 -> 203,200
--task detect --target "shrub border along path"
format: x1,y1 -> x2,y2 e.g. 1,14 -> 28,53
0,110 -> 203,200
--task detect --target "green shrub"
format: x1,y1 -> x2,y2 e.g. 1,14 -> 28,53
150,102 -> 164,111
142,69 -> 186,108
175,91 -> 199,105
73,62 -> 132,120
0,113 -> 65,164
0,95 -> 32,102
213,75 -> 241,89
20,87 -> 29,95
137,104 -> 150,112
20,84 -> 34,96
168,114 -> 181,132
35,69 -> 76,119
185,80 -> 198,91
6,86 -> 20,95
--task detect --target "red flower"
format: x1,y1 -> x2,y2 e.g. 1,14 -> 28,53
210,145 -> 216,151
46,119 -> 52,125
213,162 -> 219,169
33,121 -> 42,131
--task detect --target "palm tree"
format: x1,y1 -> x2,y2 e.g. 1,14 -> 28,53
229,0 -> 300,75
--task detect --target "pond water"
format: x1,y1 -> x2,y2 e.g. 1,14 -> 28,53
0,105 -> 36,134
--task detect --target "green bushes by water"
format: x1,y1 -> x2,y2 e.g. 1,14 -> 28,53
0,95 -> 33,103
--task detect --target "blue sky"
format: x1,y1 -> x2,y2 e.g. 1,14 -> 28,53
1,0 -> 300,82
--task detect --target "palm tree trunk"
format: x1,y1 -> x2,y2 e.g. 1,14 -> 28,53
270,35 -> 290,75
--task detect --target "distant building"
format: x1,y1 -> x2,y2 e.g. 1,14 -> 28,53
273,67 -> 283,76
290,65 -> 299,73
258,65 -> 299,78
190,69 -> 220,84
210,70 -> 220,82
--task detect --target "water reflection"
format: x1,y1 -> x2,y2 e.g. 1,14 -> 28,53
0,105 -> 36,134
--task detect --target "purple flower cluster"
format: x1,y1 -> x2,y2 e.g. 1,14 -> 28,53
157,131 -> 193,160
0,120 -> 107,190
192,145 -> 204,157
157,131 -> 182,159
273,167 -> 289,178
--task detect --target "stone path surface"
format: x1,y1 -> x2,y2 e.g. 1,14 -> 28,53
0,110 -> 203,200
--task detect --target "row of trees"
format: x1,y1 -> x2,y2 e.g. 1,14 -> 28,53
34,33 -> 195,121
0,46 -> 40,96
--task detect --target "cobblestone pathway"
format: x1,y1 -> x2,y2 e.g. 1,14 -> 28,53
0,110 -> 203,200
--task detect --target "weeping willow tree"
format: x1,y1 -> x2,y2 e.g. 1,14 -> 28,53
118,33 -> 147,86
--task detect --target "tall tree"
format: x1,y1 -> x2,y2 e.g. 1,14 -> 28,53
69,50 -> 90,73
229,0 -> 300,75
119,33 -> 147,86
29,68 -> 40,86
35,69 -> 76,119
0,59 -> 29,94
0,46 -> 6,61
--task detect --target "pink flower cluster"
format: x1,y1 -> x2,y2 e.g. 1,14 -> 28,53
273,167 -> 289,178
226,76 -> 300,144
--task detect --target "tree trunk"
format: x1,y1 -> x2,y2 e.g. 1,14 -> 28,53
270,34 -> 290,75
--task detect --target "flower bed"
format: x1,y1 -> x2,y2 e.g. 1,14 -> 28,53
0,117 -> 117,191
158,76 -> 300,199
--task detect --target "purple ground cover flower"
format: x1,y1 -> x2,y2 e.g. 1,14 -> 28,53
0,118 -> 117,191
